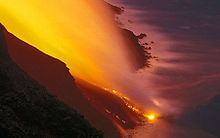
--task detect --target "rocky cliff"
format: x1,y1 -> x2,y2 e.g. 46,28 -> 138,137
0,24 -> 103,137
3,24 -> 120,138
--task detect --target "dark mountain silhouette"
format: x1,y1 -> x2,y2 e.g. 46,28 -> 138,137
1,3 -> 149,137
2,25 -> 120,138
106,2 -> 152,70
121,29 -> 151,69
0,24 -> 103,137
105,2 -> 124,15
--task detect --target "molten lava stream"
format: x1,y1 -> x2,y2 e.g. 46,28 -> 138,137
76,79 -> 159,132
0,0 -> 161,136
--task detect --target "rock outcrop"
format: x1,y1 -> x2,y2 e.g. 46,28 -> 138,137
121,29 -> 151,69
3,24 -> 120,138
0,24 -> 103,137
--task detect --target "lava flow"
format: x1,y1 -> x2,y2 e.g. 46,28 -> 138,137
0,0 -> 162,132
0,0 -> 130,88
99,84 -> 159,122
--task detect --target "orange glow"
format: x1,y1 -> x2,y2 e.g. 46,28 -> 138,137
0,0 -> 129,90
152,99 -> 161,107
144,113 -> 156,121
0,0 -> 161,123
101,86 -> 159,122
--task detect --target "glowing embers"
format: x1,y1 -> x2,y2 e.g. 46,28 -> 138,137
102,87 -> 130,101
102,86 -> 158,122
105,108 -> 126,125
144,113 -> 157,121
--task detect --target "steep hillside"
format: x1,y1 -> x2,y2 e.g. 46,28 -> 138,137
0,24 -> 103,137
3,25 -> 120,138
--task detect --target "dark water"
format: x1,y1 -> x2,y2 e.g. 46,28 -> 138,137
107,0 -> 220,137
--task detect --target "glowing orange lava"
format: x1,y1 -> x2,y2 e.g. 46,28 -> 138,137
0,0 -> 129,89
102,86 -> 158,122
144,114 -> 156,121
0,0 -> 160,123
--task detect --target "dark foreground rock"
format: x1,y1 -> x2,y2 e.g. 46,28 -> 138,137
3,24 -> 120,137
0,24 -> 103,137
